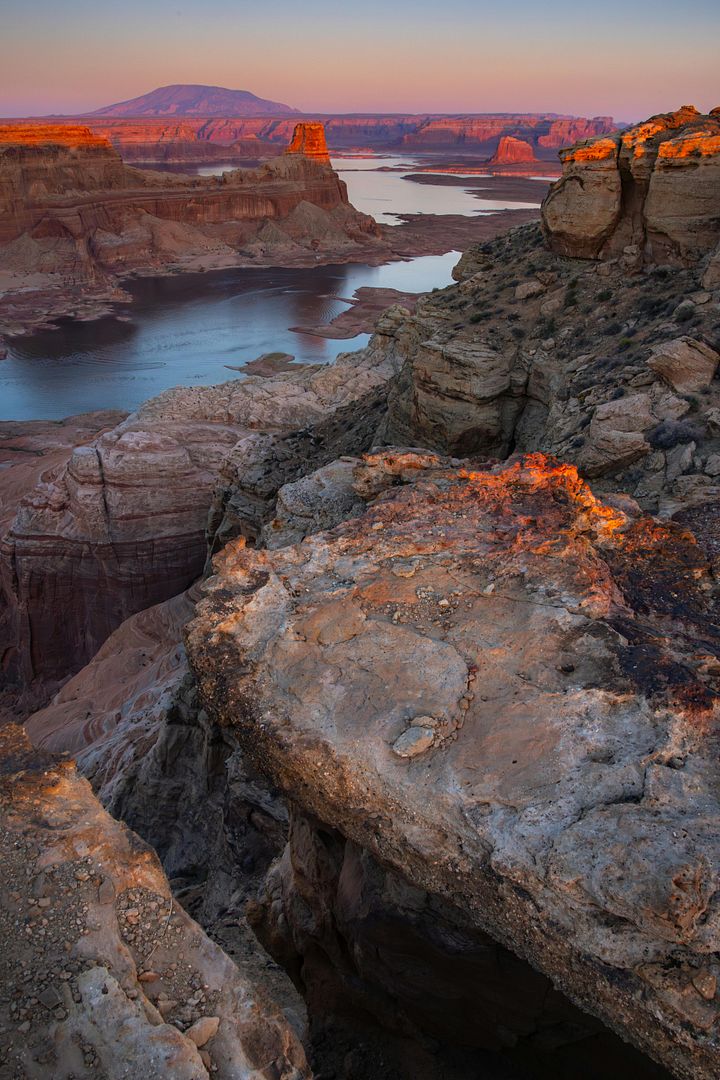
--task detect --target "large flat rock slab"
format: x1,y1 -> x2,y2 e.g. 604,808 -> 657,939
187,451 -> 720,1079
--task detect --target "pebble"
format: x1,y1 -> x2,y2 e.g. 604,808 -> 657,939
184,1015 -> 220,1047
692,970 -> 717,1001
410,715 -> 438,728
392,727 -> 435,758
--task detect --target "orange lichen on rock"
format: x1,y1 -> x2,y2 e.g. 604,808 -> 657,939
284,121 -> 331,164
0,124 -> 112,150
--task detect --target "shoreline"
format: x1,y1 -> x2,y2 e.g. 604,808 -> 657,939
0,205 -> 540,344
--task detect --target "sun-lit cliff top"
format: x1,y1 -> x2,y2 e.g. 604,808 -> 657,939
0,124 -> 112,150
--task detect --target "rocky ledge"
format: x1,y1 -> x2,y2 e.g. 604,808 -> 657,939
186,451 -> 719,1079
0,725 -> 308,1079
541,105 -> 720,265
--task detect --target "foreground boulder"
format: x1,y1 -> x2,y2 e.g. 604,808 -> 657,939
541,105 -> 720,263
187,452 -> 720,1079
0,725 -> 309,1079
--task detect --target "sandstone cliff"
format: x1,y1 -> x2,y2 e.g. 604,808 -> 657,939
0,122 -> 384,335
284,121 -> 331,163
541,105 -> 720,264
0,348 -> 397,694
490,135 -> 537,164
402,114 -> 615,155
1,113 -> 617,164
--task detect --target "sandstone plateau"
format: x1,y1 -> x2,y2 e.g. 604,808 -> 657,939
0,121 -> 383,336
0,112 -> 617,164
7,104 -> 720,1079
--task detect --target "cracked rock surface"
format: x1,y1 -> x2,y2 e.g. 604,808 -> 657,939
187,451 -> 720,1079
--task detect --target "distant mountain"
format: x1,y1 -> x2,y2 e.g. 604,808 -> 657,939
91,84 -> 300,118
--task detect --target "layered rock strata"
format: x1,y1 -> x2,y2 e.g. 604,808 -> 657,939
490,136 -> 537,164
0,122 -> 383,333
0,114 -> 616,160
0,724 -> 309,1079
0,347 -> 397,693
187,452 -> 720,1079
541,105 -> 720,263
284,122 -> 331,164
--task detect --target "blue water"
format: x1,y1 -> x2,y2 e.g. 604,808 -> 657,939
1,153 -> 540,421
1,252 -> 460,420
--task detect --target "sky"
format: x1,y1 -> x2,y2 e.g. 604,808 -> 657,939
1,0 -> 719,121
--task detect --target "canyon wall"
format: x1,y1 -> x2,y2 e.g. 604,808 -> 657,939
0,123 -> 374,247
542,105 -> 720,264
0,113 -> 617,162
402,114 -> 615,154
0,122 -> 385,335
0,349 -> 397,694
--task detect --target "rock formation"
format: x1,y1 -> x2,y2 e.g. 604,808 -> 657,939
0,347 -> 397,696
284,121 -> 331,163
541,105 -> 720,263
0,122 -> 383,335
0,113 -> 617,166
0,725 -> 309,1079
14,101 -> 720,1079
187,451 -> 720,1079
402,114 -> 615,155
490,135 -> 537,164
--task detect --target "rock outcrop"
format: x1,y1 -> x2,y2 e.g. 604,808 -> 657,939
0,347 -> 397,696
187,451 -> 720,1079
541,105 -> 720,263
284,121 -> 331,164
0,122 -> 383,335
0,724 -> 309,1079
490,135 -> 537,164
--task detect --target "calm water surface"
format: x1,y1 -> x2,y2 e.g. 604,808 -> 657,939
1,154 -> 540,421
2,253 -> 459,420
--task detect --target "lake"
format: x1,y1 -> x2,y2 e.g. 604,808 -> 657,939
1,154 -> 542,421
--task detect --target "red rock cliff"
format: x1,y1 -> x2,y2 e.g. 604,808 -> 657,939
490,135 -> 537,164
284,121 -> 331,163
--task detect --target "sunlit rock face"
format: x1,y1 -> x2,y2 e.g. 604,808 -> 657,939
490,135 -> 537,164
284,121 -> 331,164
0,120 -> 377,255
541,105 -> 720,263
188,449 -> 720,1080
401,115 -> 616,154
